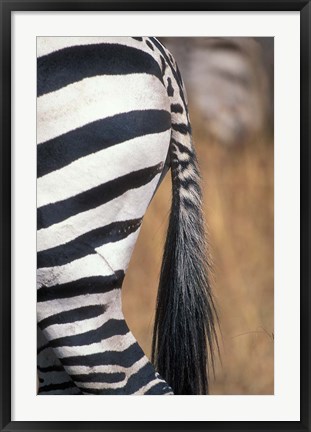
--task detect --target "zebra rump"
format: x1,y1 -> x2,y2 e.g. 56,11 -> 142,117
37,36 -> 218,396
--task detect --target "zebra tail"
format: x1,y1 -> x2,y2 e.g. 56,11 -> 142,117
151,103 -> 219,395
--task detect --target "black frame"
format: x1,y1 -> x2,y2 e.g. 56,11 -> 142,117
1,1 -> 310,431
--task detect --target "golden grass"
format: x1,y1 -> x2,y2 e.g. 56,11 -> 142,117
122,112 -> 274,395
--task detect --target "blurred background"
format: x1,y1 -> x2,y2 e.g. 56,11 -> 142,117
122,37 -> 274,395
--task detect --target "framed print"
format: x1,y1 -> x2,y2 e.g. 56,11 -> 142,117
1,0 -> 310,431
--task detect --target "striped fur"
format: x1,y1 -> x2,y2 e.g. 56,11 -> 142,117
37,36 -> 217,396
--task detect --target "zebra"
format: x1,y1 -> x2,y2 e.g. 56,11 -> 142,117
37,36 -> 218,395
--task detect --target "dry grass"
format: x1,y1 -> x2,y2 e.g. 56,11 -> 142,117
122,110 -> 274,395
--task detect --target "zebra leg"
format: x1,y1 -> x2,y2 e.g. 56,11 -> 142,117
37,327 -> 83,395
37,37 -> 173,395
37,248 -> 173,395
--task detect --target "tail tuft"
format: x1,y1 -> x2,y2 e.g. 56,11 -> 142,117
152,119 -> 219,395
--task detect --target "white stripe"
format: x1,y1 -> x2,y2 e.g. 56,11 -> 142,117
63,355 -> 149,377
133,378 -> 168,395
37,37 -> 150,58
37,252 -> 115,289
77,380 -> 125,391
54,332 -> 135,359
37,290 -> 121,322
37,74 -> 167,144
178,166 -> 199,182
179,185 -> 201,202
37,175 -> 160,253
37,131 -> 170,208
95,230 -> 141,273
172,145 -> 191,161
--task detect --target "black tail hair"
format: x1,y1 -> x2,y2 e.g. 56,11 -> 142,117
151,93 -> 218,395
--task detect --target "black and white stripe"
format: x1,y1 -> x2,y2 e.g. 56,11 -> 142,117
37,36 -> 216,396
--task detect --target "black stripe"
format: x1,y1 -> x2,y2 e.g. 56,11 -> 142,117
37,365 -> 64,373
160,56 -> 166,76
49,318 -> 129,348
150,38 -> 183,90
145,40 -> 154,51
37,218 -> 142,269
149,37 -> 189,116
37,343 -> 50,355
181,197 -> 200,211
38,381 -> 77,393
172,122 -> 190,135
178,159 -> 194,171
37,109 -> 171,178
171,138 -> 194,158
61,342 -> 144,368
37,163 -> 163,230
180,177 -> 200,191
175,64 -> 183,88
120,362 -> 158,395
37,43 -> 163,97
167,77 -> 174,97
38,305 -> 106,331
171,103 -> 183,114
37,272 -> 124,303
71,372 -> 125,384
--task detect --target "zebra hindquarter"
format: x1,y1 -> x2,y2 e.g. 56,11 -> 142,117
37,37 -> 173,395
